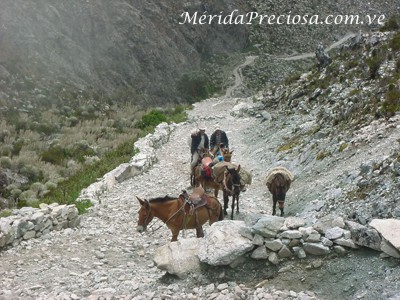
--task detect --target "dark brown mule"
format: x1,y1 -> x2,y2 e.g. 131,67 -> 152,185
136,189 -> 223,241
221,165 -> 244,220
265,167 -> 294,216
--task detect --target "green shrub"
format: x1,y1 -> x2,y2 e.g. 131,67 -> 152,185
69,141 -> 96,163
12,139 -> 25,156
19,164 -> 43,183
0,156 -> 12,169
45,181 -> 58,191
316,151 -> 332,160
177,71 -> 214,102
339,143 -> 348,152
75,199 -> 92,214
41,145 -> 67,165
380,15 -> 400,32
382,84 -> 400,115
18,190 -> 38,208
389,32 -> 400,51
366,55 -> 384,79
137,110 -> 167,129
0,145 -> 13,157
0,209 -> 12,218
31,122 -> 59,135
284,73 -> 301,85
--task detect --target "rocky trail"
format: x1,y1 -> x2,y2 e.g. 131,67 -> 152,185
2,44 -> 400,300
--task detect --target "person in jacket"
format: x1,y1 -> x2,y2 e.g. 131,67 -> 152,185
210,125 -> 229,156
190,126 -> 209,171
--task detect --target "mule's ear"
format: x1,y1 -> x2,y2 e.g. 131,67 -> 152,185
237,165 -> 241,172
136,197 -> 148,207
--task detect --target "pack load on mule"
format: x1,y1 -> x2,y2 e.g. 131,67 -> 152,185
213,161 -> 252,187
265,166 -> 294,216
136,187 -> 223,242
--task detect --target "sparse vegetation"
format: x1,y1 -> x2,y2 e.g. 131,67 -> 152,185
381,84 -> 400,116
389,32 -> 400,51
177,71 -> 216,103
316,150 -> 332,160
347,182 -> 379,201
380,15 -> 400,32
277,136 -> 303,152
339,143 -> 349,152
0,92 -> 188,213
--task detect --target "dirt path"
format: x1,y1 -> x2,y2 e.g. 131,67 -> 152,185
225,55 -> 258,97
266,32 -> 356,61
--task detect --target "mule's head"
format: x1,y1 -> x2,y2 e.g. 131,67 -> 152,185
226,165 -> 242,194
136,197 -> 153,233
222,149 -> 233,162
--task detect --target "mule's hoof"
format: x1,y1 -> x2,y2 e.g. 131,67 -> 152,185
224,211 -> 228,215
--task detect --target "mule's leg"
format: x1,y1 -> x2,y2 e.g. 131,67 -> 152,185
171,228 -> 180,242
279,200 -> 285,216
196,226 -> 204,238
223,190 -> 229,216
214,186 -> 219,198
236,195 -> 240,213
230,196 -> 235,220
272,194 -> 277,216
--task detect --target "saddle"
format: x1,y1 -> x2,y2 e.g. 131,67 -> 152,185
189,187 -> 208,207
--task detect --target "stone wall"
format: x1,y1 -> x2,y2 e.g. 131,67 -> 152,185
154,215 -> 400,278
78,122 -> 177,203
0,204 -> 80,250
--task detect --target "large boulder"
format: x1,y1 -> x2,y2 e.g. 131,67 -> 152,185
346,220 -> 381,251
252,216 -> 285,238
370,219 -> 400,252
153,238 -> 201,278
198,220 -> 254,266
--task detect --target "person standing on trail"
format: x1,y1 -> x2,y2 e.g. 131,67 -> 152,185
190,126 -> 209,171
210,125 -> 229,156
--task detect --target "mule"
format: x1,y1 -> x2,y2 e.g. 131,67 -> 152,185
190,148 -> 211,187
221,148 -> 233,162
265,167 -> 294,216
221,165 -> 244,220
136,190 -> 223,241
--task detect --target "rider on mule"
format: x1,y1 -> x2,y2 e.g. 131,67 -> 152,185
210,124 -> 229,156
190,126 -> 209,173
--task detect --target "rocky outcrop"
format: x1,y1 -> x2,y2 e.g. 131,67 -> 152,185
315,43 -> 332,69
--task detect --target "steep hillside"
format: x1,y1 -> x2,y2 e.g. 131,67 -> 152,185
1,1 -> 398,109
0,0 -> 249,108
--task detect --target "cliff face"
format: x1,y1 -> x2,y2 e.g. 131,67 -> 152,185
0,0 -> 249,106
